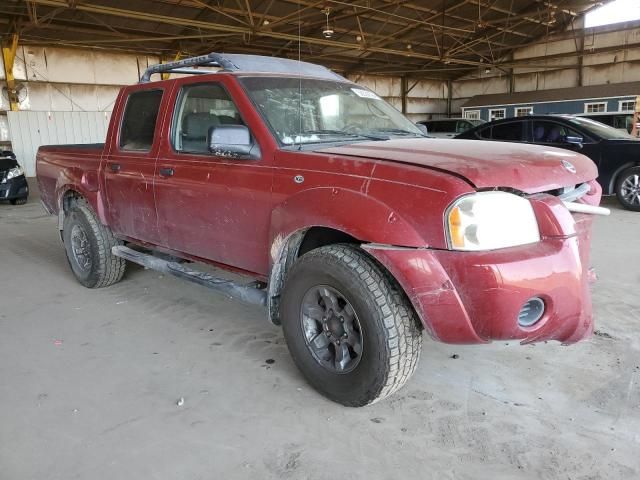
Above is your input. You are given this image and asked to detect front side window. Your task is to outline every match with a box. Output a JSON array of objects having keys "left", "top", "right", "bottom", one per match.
[
  {"left": 119, "top": 90, "right": 163, "bottom": 151},
  {"left": 173, "top": 83, "right": 244, "bottom": 153},
  {"left": 240, "top": 76, "right": 423, "bottom": 145},
  {"left": 532, "top": 121, "right": 582, "bottom": 143}
]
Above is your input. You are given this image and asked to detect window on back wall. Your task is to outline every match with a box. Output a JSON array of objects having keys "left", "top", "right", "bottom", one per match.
[
  {"left": 619, "top": 100, "right": 635, "bottom": 112},
  {"left": 489, "top": 108, "right": 505, "bottom": 121},
  {"left": 464, "top": 110, "right": 481, "bottom": 120},
  {"left": 584, "top": 102, "right": 607, "bottom": 113},
  {"left": 515, "top": 106, "right": 533, "bottom": 117}
]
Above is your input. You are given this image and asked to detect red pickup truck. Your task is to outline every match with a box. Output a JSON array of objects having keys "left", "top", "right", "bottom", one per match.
[{"left": 37, "top": 53, "right": 608, "bottom": 406}]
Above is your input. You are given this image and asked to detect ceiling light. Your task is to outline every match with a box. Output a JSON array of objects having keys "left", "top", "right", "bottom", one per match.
[{"left": 322, "top": 8, "right": 334, "bottom": 39}]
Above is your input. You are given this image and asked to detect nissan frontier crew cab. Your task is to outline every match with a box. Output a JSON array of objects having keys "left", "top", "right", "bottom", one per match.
[{"left": 36, "top": 53, "right": 608, "bottom": 407}]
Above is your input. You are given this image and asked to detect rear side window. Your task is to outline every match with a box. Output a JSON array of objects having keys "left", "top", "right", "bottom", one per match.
[
  {"left": 119, "top": 90, "right": 163, "bottom": 151},
  {"left": 491, "top": 122, "right": 523, "bottom": 141}
]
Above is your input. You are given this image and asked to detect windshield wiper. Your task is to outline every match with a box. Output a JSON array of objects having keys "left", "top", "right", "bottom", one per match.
[
  {"left": 370, "top": 128, "right": 426, "bottom": 137},
  {"left": 301, "top": 129, "right": 389, "bottom": 141}
]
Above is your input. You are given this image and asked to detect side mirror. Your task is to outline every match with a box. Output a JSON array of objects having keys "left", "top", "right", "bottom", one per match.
[
  {"left": 208, "top": 125, "right": 253, "bottom": 157},
  {"left": 565, "top": 135, "right": 584, "bottom": 149}
]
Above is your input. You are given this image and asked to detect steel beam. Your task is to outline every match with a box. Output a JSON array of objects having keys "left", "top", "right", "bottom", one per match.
[
  {"left": 25, "top": 0, "right": 485, "bottom": 67},
  {"left": 1, "top": 33, "right": 19, "bottom": 112}
]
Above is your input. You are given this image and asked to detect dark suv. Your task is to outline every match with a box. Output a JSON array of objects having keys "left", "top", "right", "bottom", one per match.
[
  {"left": 456, "top": 114, "right": 640, "bottom": 210},
  {"left": 417, "top": 118, "right": 485, "bottom": 138},
  {"left": 0, "top": 151, "right": 29, "bottom": 205}
]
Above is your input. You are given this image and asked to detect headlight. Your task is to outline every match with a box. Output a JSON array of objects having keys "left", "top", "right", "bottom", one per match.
[
  {"left": 446, "top": 191, "right": 540, "bottom": 251},
  {"left": 5, "top": 166, "right": 24, "bottom": 181}
]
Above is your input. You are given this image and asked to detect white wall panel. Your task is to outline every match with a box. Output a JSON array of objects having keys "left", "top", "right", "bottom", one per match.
[{"left": 7, "top": 111, "right": 110, "bottom": 176}]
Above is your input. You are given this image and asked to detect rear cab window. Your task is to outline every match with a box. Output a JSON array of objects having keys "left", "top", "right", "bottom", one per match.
[{"left": 119, "top": 90, "right": 163, "bottom": 151}]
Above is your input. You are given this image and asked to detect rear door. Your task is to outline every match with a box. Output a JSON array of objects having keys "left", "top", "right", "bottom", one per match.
[
  {"left": 154, "top": 78, "right": 274, "bottom": 275},
  {"left": 103, "top": 88, "right": 166, "bottom": 243}
]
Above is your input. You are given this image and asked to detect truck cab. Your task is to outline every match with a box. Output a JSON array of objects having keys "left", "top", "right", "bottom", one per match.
[{"left": 36, "top": 53, "right": 607, "bottom": 406}]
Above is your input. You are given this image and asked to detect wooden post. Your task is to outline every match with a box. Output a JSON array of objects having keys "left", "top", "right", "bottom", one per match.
[
  {"left": 1, "top": 34, "right": 19, "bottom": 111},
  {"left": 401, "top": 76, "right": 408, "bottom": 115}
]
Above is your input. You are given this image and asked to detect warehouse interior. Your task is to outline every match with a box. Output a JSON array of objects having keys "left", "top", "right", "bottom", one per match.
[{"left": 1, "top": 1, "right": 639, "bottom": 478}]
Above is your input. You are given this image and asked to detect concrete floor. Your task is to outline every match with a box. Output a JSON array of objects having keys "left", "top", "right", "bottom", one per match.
[{"left": 0, "top": 186, "right": 638, "bottom": 480}]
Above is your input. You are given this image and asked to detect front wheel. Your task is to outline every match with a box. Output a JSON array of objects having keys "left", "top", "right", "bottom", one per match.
[
  {"left": 281, "top": 244, "right": 423, "bottom": 407},
  {"left": 62, "top": 199, "right": 126, "bottom": 288},
  {"left": 10, "top": 197, "right": 27, "bottom": 205},
  {"left": 616, "top": 166, "right": 640, "bottom": 211}
]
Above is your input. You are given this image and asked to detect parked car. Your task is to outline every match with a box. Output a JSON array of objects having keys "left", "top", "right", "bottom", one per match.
[
  {"left": 37, "top": 53, "right": 607, "bottom": 406},
  {"left": 456, "top": 114, "right": 640, "bottom": 210},
  {"left": 417, "top": 117, "right": 485, "bottom": 138},
  {"left": 0, "top": 150, "right": 29, "bottom": 205},
  {"left": 578, "top": 112, "right": 639, "bottom": 134}
]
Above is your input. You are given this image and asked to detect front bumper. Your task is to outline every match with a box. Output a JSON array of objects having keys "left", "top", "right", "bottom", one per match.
[
  {"left": 365, "top": 194, "right": 597, "bottom": 345},
  {"left": 0, "top": 175, "right": 29, "bottom": 201}
]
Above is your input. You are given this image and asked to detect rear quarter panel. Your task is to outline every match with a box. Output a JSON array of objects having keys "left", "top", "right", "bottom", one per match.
[{"left": 36, "top": 144, "right": 106, "bottom": 222}]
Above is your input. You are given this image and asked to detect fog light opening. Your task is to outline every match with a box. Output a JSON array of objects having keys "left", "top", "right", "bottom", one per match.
[{"left": 518, "top": 297, "right": 545, "bottom": 327}]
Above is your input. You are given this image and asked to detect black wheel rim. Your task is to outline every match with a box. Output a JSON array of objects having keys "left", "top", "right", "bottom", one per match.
[
  {"left": 70, "top": 224, "right": 92, "bottom": 271},
  {"left": 621, "top": 173, "right": 640, "bottom": 206},
  {"left": 300, "top": 285, "right": 363, "bottom": 374}
]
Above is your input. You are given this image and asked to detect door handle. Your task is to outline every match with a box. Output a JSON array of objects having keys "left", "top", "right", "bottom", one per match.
[
  {"left": 159, "top": 167, "right": 174, "bottom": 177},
  {"left": 109, "top": 163, "right": 121, "bottom": 172}
]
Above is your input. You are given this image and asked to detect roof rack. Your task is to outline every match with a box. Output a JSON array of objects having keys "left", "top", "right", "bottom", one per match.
[{"left": 140, "top": 53, "right": 346, "bottom": 83}]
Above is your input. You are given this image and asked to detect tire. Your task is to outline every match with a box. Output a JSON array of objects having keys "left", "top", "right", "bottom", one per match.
[
  {"left": 280, "top": 244, "right": 423, "bottom": 407},
  {"left": 62, "top": 199, "right": 126, "bottom": 288},
  {"left": 10, "top": 197, "right": 27, "bottom": 205},
  {"left": 615, "top": 166, "right": 640, "bottom": 211}
]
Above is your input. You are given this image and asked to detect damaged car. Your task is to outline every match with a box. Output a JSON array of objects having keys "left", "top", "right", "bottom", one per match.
[{"left": 36, "top": 53, "right": 608, "bottom": 406}]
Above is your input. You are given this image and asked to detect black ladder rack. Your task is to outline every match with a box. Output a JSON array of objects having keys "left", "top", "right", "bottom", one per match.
[
  {"left": 139, "top": 53, "right": 234, "bottom": 82},
  {"left": 139, "top": 52, "right": 346, "bottom": 83}
]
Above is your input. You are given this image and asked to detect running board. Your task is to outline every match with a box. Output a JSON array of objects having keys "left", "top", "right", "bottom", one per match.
[{"left": 112, "top": 245, "right": 267, "bottom": 306}]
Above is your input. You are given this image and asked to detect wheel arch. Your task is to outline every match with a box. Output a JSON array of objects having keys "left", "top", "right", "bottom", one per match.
[
  {"left": 55, "top": 184, "right": 107, "bottom": 231},
  {"left": 266, "top": 225, "right": 419, "bottom": 326},
  {"left": 608, "top": 161, "right": 640, "bottom": 195},
  {"left": 265, "top": 188, "right": 430, "bottom": 326}
]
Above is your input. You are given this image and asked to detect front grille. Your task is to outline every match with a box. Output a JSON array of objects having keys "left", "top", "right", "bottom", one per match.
[{"left": 543, "top": 183, "right": 590, "bottom": 202}]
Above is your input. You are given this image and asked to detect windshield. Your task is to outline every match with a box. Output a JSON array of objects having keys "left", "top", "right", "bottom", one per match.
[
  {"left": 567, "top": 116, "right": 635, "bottom": 140},
  {"left": 468, "top": 119, "right": 485, "bottom": 126},
  {"left": 240, "top": 76, "right": 424, "bottom": 145}
]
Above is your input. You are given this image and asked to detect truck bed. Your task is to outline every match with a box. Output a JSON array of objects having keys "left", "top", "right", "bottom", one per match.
[{"left": 36, "top": 143, "right": 105, "bottom": 215}]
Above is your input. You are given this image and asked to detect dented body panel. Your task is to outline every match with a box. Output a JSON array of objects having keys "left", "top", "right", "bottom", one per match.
[{"left": 36, "top": 70, "right": 603, "bottom": 345}]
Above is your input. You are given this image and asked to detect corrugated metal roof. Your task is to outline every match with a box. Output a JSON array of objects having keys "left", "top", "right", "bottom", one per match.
[
  {"left": 462, "top": 81, "right": 640, "bottom": 108},
  {"left": 0, "top": 0, "right": 603, "bottom": 80}
]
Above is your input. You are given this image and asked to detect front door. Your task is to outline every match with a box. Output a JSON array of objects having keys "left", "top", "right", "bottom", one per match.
[
  {"left": 154, "top": 80, "right": 273, "bottom": 275},
  {"left": 103, "top": 88, "right": 165, "bottom": 244}
]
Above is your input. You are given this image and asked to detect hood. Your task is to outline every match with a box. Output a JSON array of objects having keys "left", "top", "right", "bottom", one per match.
[{"left": 317, "top": 138, "right": 597, "bottom": 194}]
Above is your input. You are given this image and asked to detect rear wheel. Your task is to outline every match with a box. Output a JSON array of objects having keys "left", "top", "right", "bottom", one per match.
[
  {"left": 281, "top": 244, "right": 423, "bottom": 407},
  {"left": 62, "top": 199, "right": 126, "bottom": 288},
  {"left": 9, "top": 197, "right": 27, "bottom": 205},
  {"left": 616, "top": 166, "right": 640, "bottom": 211}
]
